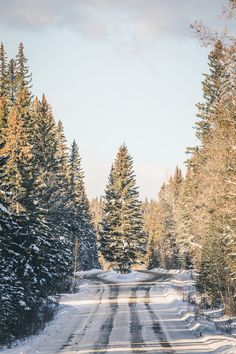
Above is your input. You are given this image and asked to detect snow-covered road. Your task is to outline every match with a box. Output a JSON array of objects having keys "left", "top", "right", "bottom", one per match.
[{"left": 2, "top": 270, "right": 235, "bottom": 354}]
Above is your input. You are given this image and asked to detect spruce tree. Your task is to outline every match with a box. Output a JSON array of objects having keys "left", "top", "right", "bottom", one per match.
[
  {"left": 7, "top": 59, "right": 17, "bottom": 103},
  {"left": 29, "top": 95, "right": 58, "bottom": 213},
  {"left": 15, "top": 42, "right": 32, "bottom": 94},
  {"left": 0, "top": 96, "right": 8, "bottom": 145},
  {"left": 175, "top": 166, "right": 195, "bottom": 269},
  {"left": 0, "top": 43, "right": 9, "bottom": 144},
  {"left": 29, "top": 96, "right": 72, "bottom": 287},
  {"left": 0, "top": 42, "right": 8, "bottom": 98},
  {"left": 195, "top": 40, "right": 225, "bottom": 143},
  {"left": 100, "top": 144, "right": 146, "bottom": 273},
  {"left": 143, "top": 199, "right": 161, "bottom": 269},
  {"left": 0, "top": 106, "right": 32, "bottom": 213},
  {"left": 69, "top": 140, "right": 90, "bottom": 218},
  {"left": 69, "top": 140, "right": 100, "bottom": 271}
]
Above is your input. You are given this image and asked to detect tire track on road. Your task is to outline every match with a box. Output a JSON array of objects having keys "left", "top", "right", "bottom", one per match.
[
  {"left": 129, "top": 287, "right": 146, "bottom": 353},
  {"left": 92, "top": 284, "right": 119, "bottom": 354},
  {"left": 144, "top": 287, "right": 175, "bottom": 354},
  {"left": 60, "top": 286, "right": 105, "bottom": 351}
]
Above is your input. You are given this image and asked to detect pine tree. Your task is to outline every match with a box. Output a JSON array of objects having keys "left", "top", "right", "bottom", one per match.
[
  {"left": 15, "top": 42, "right": 32, "bottom": 94},
  {"left": 0, "top": 43, "right": 9, "bottom": 144},
  {"left": 0, "top": 105, "right": 32, "bottom": 213},
  {"left": 0, "top": 42, "right": 8, "bottom": 98},
  {"left": 175, "top": 166, "right": 195, "bottom": 269},
  {"left": 90, "top": 197, "right": 103, "bottom": 236},
  {"left": 69, "top": 140, "right": 90, "bottom": 218},
  {"left": 100, "top": 144, "right": 146, "bottom": 273},
  {"left": 52, "top": 120, "right": 71, "bottom": 216},
  {"left": 7, "top": 59, "right": 17, "bottom": 103},
  {"left": 29, "top": 96, "right": 73, "bottom": 287},
  {"left": 143, "top": 200, "right": 161, "bottom": 269},
  {"left": 0, "top": 96, "right": 8, "bottom": 145},
  {"left": 69, "top": 140, "right": 100, "bottom": 271},
  {"left": 29, "top": 95, "right": 58, "bottom": 213},
  {"left": 0, "top": 204, "right": 23, "bottom": 344}
]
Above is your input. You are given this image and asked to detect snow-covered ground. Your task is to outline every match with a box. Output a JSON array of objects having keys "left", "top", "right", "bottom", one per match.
[
  {"left": 97, "top": 270, "right": 151, "bottom": 283},
  {"left": 1, "top": 269, "right": 236, "bottom": 354}
]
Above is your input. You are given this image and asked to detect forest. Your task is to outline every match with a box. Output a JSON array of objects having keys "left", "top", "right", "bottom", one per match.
[
  {"left": 0, "top": 43, "right": 99, "bottom": 344},
  {"left": 0, "top": 0, "right": 236, "bottom": 347},
  {"left": 144, "top": 39, "right": 236, "bottom": 316}
]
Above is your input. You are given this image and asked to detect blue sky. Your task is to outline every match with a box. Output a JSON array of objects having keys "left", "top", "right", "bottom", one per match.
[{"left": 0, "top": 0, "right": 230, "bottom": 199}]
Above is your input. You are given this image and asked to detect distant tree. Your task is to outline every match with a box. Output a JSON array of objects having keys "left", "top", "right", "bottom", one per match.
[
  {"left": 143, "top": 200, "right": 161, "bottom": 269},
  {"left": 90, "top": 197, "right": 103, "bottom": 236},
  {"left": 100, "top": 144, "right": 146, "bottom": 272}
]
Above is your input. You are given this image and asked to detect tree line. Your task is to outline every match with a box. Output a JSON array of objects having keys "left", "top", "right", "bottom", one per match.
[
  {"left": 0, "top": 43, "right": 147, "bottom": 346},
  {"left": 145, "top": 39, "right": 236, "bottom": 316},
  {"left": 0, "top": 43, "right": 99, "bottom": 345}
]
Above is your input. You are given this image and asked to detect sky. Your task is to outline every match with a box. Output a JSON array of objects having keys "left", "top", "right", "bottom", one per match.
[{"left": 0, "top": 0, "right": 232, "bottom": 199}]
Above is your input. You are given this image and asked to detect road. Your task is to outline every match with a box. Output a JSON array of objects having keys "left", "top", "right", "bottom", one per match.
[{"left": 55, "top": 271, "right": 230, "bottom": 354}]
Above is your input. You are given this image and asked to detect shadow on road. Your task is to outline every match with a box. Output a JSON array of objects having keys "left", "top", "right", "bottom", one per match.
[{"left": 83, "top": 270, "right": 174, "bottom": 285}]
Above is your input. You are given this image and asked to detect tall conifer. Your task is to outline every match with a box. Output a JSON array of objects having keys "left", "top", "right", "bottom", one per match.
[
  {"left": 0, "top": 43, "right": 8, "bottom": 97},
  {"left": 15, "top": 43, "right": 32, "bottom": 94},
  {"left": 7, "top": 59, "right": 17, "bottom": 103},
  {"left": 100, "top": 144, "right": 146, "bottom": 272}
]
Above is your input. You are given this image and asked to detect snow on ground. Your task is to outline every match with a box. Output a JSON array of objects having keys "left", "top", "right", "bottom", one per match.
[
  {"left": 1, "top": 269, "right": 236, "bottom": 354},
  {"left": 149, "top": 268, "right": 236, "bottom": 353},
  {"left": 75, "top": 268, "right": 102, "bottom": 276},
  {"left": 0, "top": 203, "right": 9, "bottom": 213},
  {"left": 150, "top": 267, "right": 195, "bottom": 281},
  {"left": 0, "top": 270, "right": 97, "bottom": 354},
  {"left": 97, "top": 270, "right": 151, "bottom": 283},
  {"left": 0, "top": 304, "right": 75, "bottom": 354}
]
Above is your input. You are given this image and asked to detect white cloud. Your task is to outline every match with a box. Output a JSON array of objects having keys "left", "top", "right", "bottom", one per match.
[{"left": 0, "top": 0, "right": 224, "bottom": 42}]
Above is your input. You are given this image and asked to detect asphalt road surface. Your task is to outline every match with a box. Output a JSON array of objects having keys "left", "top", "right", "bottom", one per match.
[{"left": 56, "top": 271, "right": 224, "bottom": 354}]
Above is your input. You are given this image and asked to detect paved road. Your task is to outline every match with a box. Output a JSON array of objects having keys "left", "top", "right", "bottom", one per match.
[{"left": 57, "top": 271, "right": 227, "bottom": 354}]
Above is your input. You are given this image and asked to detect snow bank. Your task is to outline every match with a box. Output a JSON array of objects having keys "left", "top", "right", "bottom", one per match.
[
  {"left": 0, "top": 203, "right": 9, "bottom": 214},
  {"left": 0, "top": 277, "right": 93, "bottom": 354},
  {"left": 151, "top": 267, "right": 194, "bottom": 280},
  {"left": 150, "top": 268, "right": 236, "bottom": 352},
  {"left": 97, "top": 270, "right": 151, "bottom": 283},
  {"left": 76, "top": 268, "right": 102, "bottom": 276},
  {"left": 0, "top": 304, "right": 75, "bottom": 354}
]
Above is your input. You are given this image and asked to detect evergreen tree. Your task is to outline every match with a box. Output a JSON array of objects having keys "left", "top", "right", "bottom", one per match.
[
  {"left": 29, "top": 95, "right": 59, "bottom": 213},
  {"left": 0, "top": 43, "right": 9, "bottom": 144},
  {"left": 69, "top": 140, "right": 100, "bottom": 271},
  {"left": 175, "top": 166, "right": 195, "bottom": 269},
  {"left": 90, "top": 197, "right": 103, "bottom": 236},
  {"left": 0, "top": 42, "right": 8, "bottom": 97},
  {"left": 69, "top": 140, "right": 90, "bottom": 218},
  {"left": 143, "top": 200, "right": 161, "bottom": 269},
  {"left": 7, "top": 59, "right": 17, "bottom": 103},
  {"left": 0, "top": 105, "right": 32, "bottom": 213},
  {"left": 15, "top": 42, "right": 32, "bottom": 94},
  {"left": 100, "top": 144, "right": 146, "bottom": 272},
  {"left": 29, "top": 96, "right": 73, "bottom": 287},
  {"left": 0, "top": 96, "right": 8, "bottom": 145}
]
